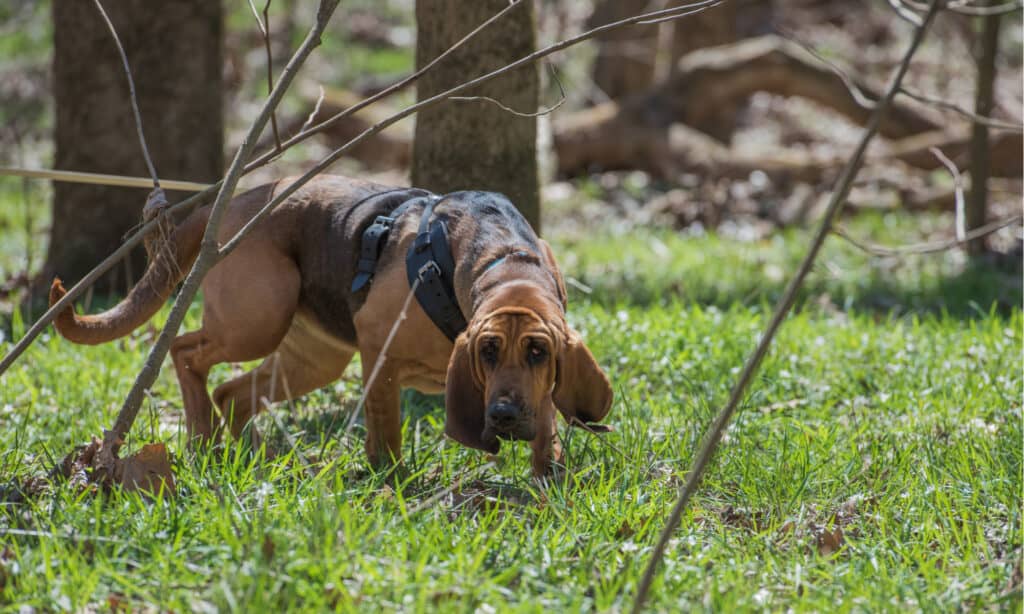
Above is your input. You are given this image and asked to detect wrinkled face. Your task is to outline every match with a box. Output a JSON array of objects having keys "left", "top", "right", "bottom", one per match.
[{"left": 471, "top": 309, "right": 561, "bottom": 444}]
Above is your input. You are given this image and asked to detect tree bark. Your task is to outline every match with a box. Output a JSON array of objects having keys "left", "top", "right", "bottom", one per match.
[
  {"left": 668, "top": 1, "right": 740, "bottom": 141},
  {"left": 588, "top": 0, "right": 659, "bottom": 99},
  {"left": 412, "top": 0, "right": 540, "bottom": 231},
  {"left": 967, "top": 2, "right": 1001, "bottom": 255},
  {"left": 46, "top": 0, "right": 223, "bottom": 295}
]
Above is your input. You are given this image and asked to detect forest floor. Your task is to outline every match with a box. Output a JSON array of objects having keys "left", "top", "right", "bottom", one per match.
[{"left": 0, "top": 182, "right": 1020, "bottom": 611}]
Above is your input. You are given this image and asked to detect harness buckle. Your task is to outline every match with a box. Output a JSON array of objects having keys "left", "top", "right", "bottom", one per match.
[{"left": 417, "top": 260, "right": 441, "bottom": 282}]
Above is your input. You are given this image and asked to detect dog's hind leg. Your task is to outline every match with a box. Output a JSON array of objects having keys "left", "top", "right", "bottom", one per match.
[
  {"left": 171, "top": 329, "right": 230, "bottom": 442},
  {"left": 212, "top": 326, "right": 355, "bottom": 440}
]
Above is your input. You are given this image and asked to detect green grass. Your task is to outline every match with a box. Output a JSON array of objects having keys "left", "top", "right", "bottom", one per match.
[{"left": 0, "top": 191, "right": 1020, "bottom": 611}]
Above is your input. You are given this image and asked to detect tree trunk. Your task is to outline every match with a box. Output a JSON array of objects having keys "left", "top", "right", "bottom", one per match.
[
  {"left": 967, "top": 2, "right": 1001, "bottom": 255},
  {"left": 669, "top": 1, "right": 741, "bottom": 141},
  {"left": 46, "top": 0, "right": 223, "bottom": 295},
  {"left": 412, "top": 0, "right": 540, "bottom": 231},
  {"left": 588, "top": 0, "right": 659, "bottom": 99}
]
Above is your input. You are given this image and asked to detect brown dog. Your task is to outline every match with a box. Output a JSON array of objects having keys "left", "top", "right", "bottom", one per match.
[{"left": 50, "top": 175, "right": 612, "bottom": 475}]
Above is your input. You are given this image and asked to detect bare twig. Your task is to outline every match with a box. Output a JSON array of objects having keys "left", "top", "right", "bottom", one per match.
[
  {"left": 219, "top": 0, "right": 723, "bottom": 258},
  {"left": 99, "top": 0, "right": 341, "bottom": 468},
  {"left": 249, "top": 0, "right": 282, "bottom": 152},
  {"left": 300, "top": 85, "right": 326, "bottom": 134},
  {"left": 929, "top": 147, "right": 967, "bottom": 240},
  {"left": 631, "top": 2, "right": 943, "bottom": 611},
  {"left": 779, "top": 30, "right": 878, "bottom": 111},
  {"left": 887, "top": 0, "right": 926, "bottom": 25},
  {"left": 1, "top": 0, "right": 713, "bottom": 378},
  {"left": 91, "top": 0, "right": 160, "bottom": 190},
  {"left": 343, "top": 279, "right": 420, "bottom": 433},
  {"left": 833, "top": 214, "right": 1022, "bottom": 256},
  {"left": 899, "top": 87, "right": 1023, "bottom": 132},
  {"left": 246, "top": 0, "right": 530, "bottom": 169},
  {"left": 0, "top": 189, "right": 211, "bottom": 377},
  {"left": 946, "top": 0, "right": 1022, "bottom": 15},
  {"left": 450, "top": 62, "right": 567, "bottom": 118},
  {"left": 781, "top": 29, "right": 1022, "bottom": 133},
  {"left": 911, "top": 0, "right": 1024, "bottom": 14}
]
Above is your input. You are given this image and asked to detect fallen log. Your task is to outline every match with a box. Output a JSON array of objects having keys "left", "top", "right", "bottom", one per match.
[{"left": 555, "top": 35, "right": 944, "bottom": 177}]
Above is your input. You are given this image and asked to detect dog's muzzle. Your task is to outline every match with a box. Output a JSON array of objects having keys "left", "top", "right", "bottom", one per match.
[{"left": 484, "top": 397, "right": 535, "bottom": 441}]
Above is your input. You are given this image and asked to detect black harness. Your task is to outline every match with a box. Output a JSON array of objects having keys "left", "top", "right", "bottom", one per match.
[{"left": 350, "top": 192, "right": 467, "bottom": 342}]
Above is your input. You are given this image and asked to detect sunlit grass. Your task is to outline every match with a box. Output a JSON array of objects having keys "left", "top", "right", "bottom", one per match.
[{"left": 0, "top": 186, "right": 1019, "bottom": 610}]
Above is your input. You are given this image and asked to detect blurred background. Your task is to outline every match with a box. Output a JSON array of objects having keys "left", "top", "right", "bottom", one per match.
[{"left": 0, "top": 0, "right": 1021, "bottom": 318}]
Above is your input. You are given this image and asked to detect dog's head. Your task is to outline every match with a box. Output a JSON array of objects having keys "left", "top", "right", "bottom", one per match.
[{"left": 444, "top": 281, "right": 613, "bottom": 452}]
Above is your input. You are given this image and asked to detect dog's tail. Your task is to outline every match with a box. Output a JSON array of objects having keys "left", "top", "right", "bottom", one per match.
[{"left": 49, "top": 205, "right": 211, "bottom": 345}]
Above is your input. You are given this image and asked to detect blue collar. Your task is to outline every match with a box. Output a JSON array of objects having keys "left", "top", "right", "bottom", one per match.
[{"left": 483, "top": 250, "right": 531, "bottom": 273}]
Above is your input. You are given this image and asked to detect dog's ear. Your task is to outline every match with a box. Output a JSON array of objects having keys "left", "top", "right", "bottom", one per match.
[
  {"left": 553, "top": 329, "right": 613, "bottom": 424},
  {"left": 538, "top": 239, "right": 567, "bottom": 309},
  {"left": 445, "top": 333, "right": 499, "bottom": 453}
]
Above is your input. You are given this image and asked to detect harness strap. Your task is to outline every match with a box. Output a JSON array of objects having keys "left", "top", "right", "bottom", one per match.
[
  {"left": 349, "top": 189, "right": 468, "bottom": 342},
  {"left": 349, "top": 189, "right": 429, "bottom": 293},
  {"left": 406, "top": 196, "right": 468, "bottom": 342}
]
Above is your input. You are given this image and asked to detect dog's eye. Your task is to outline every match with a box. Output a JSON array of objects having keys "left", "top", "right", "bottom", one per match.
[
  {"left": 526, "top": 342, "right": 548, "bottom": 366},
  {"left": 480, "top": 339, "right": 500, "bottom": 367}
]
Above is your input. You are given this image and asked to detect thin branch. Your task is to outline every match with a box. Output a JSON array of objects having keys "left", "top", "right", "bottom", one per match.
[
  {"left": 779, "top": 29, "right": 878, "bottom": 111},
  {"left": 834, "top": 214, "right": 1022, "bottom": 256},
  {"left": 249, "top": 0, "right": 282, "bottom": 152},
  {"left": 245, "top": 0, "right": 530, "bottom": 169},
  {"left": 887, "top": 0, "right": 925, "bottom": 25},
  {"left": 899, "top": 86, "right": 1023, "bottom": 132},
  {"left": 945, "top": 0, "right": 1022, "bottom": 14},
  {"left": 219, "top": 0, "right": 723, "bottom": 257},
  {"left": 300, "top": 85, "right": 326, "bottom": 134},
  {"left": 91, "top": 0, "right": 161, "bottom": 190},
  {"left": 0, "top": 0, "right": 582, "bottom": 377},
  {"left": 99, "top": 0, "right": 342, "bottom": 467},
  {"left": 450, "top": 62, "right": 567, "bottom": 118},
  {"left": 631, "top": 2, "right": 943, "bottom": 611},
  {"left": 901, "top": 0, "right": 1023, "bottom": 13},
  {"left": 0, "top": 0, "right": 721, "bottom": 379},
  {"left": 343, "top": 279, "right": 420, "bottom": 433},
  {"left": 782, "top": 28, "right": 1022, "bottom": 133},
  {"left": 929, "top": 146, "right": 967, "bottom": 240},
  {"left": 0, "top": 189, "right": 211, "bottom": 377}
]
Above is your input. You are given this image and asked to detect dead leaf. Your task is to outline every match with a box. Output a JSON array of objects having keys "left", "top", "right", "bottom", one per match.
[
  {"left": 262, "top": 535, "right": 275, "bottom": 562},
  {"left": 107, "top": 592, "right": 130, "bottom": 612},
  {"left": 616, "top": 520, "right": 635, "bottom": 540},
  {"left": 112, "top": 443, "right": 175, "bottom": 495},
  {"left": 816, "top": 526, "right": 844, "bottom": 556},
  {"left": 55, "top": 439, "right": 175, "bottom": 496},
  {"left": 0, "top": 546, "right": 15, "bottom": 590}
]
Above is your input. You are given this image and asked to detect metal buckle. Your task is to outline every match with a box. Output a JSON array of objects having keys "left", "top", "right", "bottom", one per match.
[{"left": 417, "top": 261, "right": 441, "bottom": 282}]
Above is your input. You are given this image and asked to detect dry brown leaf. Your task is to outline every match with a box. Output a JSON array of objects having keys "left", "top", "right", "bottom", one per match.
[
  {"left": 816, "top": 526, "right": 844, "bottom": 556},
  {"left": 616, "top": 520, "right": 635, "bottom": 540},
  {"left": 55, "top": 439, "right": 175, "bottom": 496},
  {"left": 0, "top": 546, "right": 15, "bottom": 590},
  {"left": 111, "top": 443, "right": 175, "bottom": 495},
  {"left": 262, "top": 534, "right": 276, "bottom": 562}
]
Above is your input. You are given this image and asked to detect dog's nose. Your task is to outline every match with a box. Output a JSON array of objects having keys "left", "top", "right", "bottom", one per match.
[{"left": 486, "top": 399, "right": 521, "bottom": 429}]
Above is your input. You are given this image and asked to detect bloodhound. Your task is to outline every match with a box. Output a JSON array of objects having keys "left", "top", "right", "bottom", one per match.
[{"left": 49, "top": 175, "right": 613, "bottom": 475}]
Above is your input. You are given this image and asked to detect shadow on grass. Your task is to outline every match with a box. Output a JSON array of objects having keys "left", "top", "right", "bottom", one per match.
[{"left": 568, "top": 242, "right": 1022, "bottom": 319}]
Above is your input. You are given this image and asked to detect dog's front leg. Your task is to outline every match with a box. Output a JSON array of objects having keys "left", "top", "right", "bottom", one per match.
[
  {"left": 360, "top": 348, "right": 403, "bottom": 470},
  {"left": 531, "top": 396, "right": 563, "bottom": 477}
]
